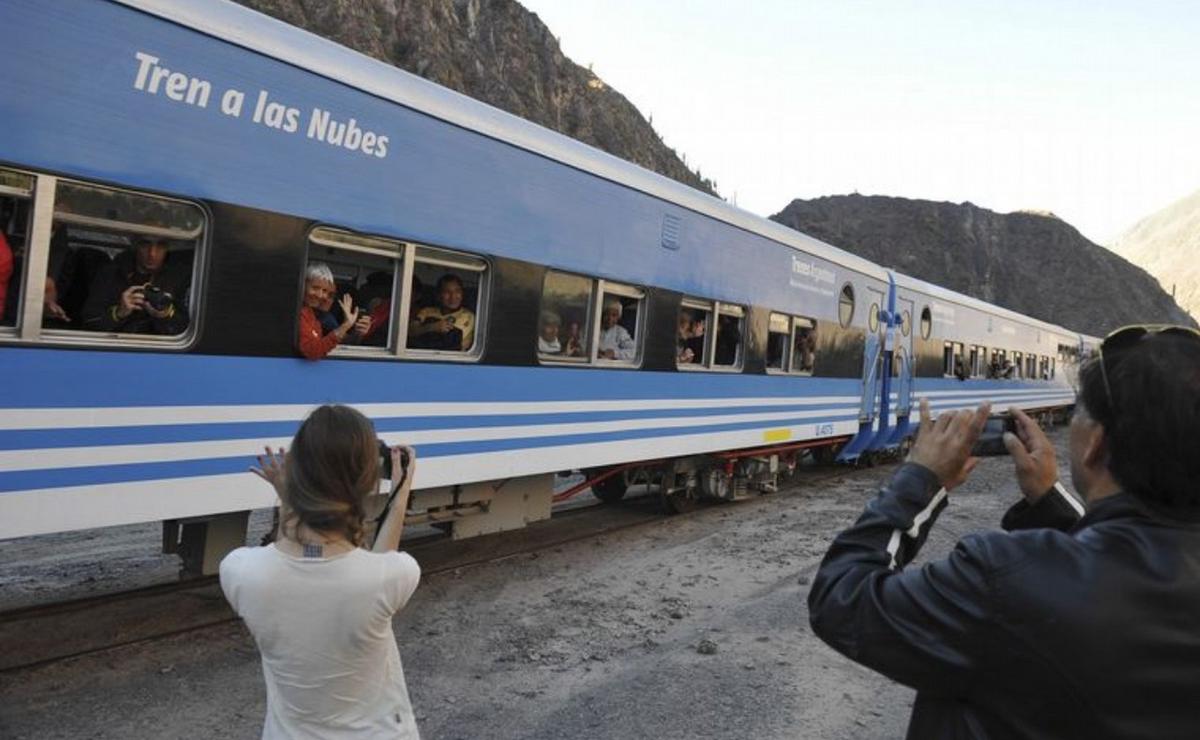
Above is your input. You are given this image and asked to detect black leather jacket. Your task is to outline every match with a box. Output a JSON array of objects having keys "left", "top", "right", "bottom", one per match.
[{"left": 808, "top": 463, "right": 1200, "bottom": 739}]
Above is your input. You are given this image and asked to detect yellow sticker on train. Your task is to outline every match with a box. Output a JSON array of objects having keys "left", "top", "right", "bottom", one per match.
[{"left": 762, "top": 428, "right": 792, "bottom": 442}]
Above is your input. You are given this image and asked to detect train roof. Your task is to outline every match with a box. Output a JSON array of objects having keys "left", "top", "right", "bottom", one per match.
[
  {"left": 892, "top": 270, "right": 1086, "bottom": 339},
  {"left": 116, "top": 0, "right": 888, "bottom": 281}
]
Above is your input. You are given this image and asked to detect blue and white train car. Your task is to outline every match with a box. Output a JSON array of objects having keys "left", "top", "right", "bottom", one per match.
[{"left": 0, "top": 0, "right": 1090, "bottom": 570}]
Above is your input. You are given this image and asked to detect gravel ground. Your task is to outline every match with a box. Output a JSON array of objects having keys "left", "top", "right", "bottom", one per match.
[{"left": 0, "top": 426, "right": 1073, "bottom": 739}]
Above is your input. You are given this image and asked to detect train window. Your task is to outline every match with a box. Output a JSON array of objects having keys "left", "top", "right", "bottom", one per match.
[
  {"left": 407, "top": 246, "right": 487, "bottom": 355},
  {"left": 791, "top": 317, "right": 817, "bottom": 375},
  {"left": 306, "top": 228, "right": 403, "bottom": 354},
  {"left": 46, "top": 179, "right": 205, "bottom": 343},
  {"left": 1050, "top": 357, "right": 1056, "bottom": 379},
  {"left": 971, "top": 345, "right": 986, "bottom": 378},
  {"left": 943, "top": 341, "right": 964, "bottom": 378},
  {"left": 1026, "top": 355, "right": 1037, "bottom": 379},
  {"left": 0, "top": 169, "right": 35, "bottom": 330},
  {"left": 920, "top": 307, "right": 932, "bottom": 340},
  {"left": 1012, "top": 351, "right": 1024, "bottom": 379},
  {"left": 713, "top": 303, "right": 745, "bottom": 369},
  {"left": 901, "top": 309, "right": 911, "bottom": 337},
  {"left": 596, "top": 282, "right": 644, "bottom": 365},
  {"left": 838, "top": 283, "right": 855, "bottom": 328},
  {"left": 678, "top": 299, "right": 711, "bottom": 368},
  {"left": 539, "top": 270, "right": 592, "bottom": 362},
  {"left": 869, "top": 303, "right": 880, "bottom": 333},
  {"left": 766, "top": 312, "right": 790, "bottom": 371}
]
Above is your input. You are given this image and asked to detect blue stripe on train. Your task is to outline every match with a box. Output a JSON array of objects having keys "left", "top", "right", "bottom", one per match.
[
  {"left": 0, "top": 411, "right": 860, "bottom": 492},
  {"left": 1, "top": 348, "right": 865, "bottom": 408},
  {"left": 0, "top": 402, "right": 858, "bottom": 450}
]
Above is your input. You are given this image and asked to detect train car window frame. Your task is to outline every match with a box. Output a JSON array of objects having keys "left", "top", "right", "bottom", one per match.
[
  {"left": 7, "top": 172, "right": 209, "bottom": 349},
  {"left": 942, "top": 341, "right": 964, "bottom": 377},
  {"left": 868, "top": 302, "right": 880, "bottom": 333},
  {"left": 592, "top": 280, "right": 645, "bottom": 367},
  {"left": 1012, "top": 350, "right": 1024, "bottom": 379},
  {"left": 765, "top": 311, "right": 790, "bottom": 373},
  {"left": 0, "top": 167, "right": 37, "bottom": 337},
  {"left": 920, "top": 306, "right": 932, "bottom": 340},
  {"left": 676, "top": 297, "right": 713, "bottom": 371},
  {"left": 711, "top": 302, "right": 745, "bottom": 371},
  {"left": 789, "top": 316, "right": 817, "bottom": 375},
  {"left": 304, "top": 226, "right": 405, "bottom": 358},
  {"left": 838, "top": 283, "right": 855, "bottom": 328},
  {"left": 538, "top": 269, "right": 595, "bottom": 365},
  {"left": 405, "top": 245, "right": 489, "bottom": 361}
]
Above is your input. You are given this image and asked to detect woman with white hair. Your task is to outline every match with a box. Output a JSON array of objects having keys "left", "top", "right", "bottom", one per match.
[
  {"left": 297, "top": 262, "right": 369, "bottom": 360},
  {"left": 598, "top": 296, "right": 636, "bottom": 361}
]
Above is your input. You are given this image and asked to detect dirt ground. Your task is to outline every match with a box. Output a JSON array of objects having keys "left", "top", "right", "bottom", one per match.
[{"left": 0, "top": 427, "right": 1073, "bottom": 740}]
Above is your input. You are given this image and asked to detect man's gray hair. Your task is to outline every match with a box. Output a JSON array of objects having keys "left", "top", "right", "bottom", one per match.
[{"left": 305, "top": 262, "right": 335, "bottom": 285}]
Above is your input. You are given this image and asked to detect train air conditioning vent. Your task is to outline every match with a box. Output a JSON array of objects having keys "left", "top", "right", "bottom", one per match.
[{"left": 661, "top": 214, "right": 681, "bottom": 250}]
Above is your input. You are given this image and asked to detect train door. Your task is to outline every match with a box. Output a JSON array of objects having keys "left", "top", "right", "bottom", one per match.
[
  {"left": 838, "top": 282, "right": 889, "bottom": 462},
  {"left": 888, "top": 294, "right": 916, "bottom": 444}
]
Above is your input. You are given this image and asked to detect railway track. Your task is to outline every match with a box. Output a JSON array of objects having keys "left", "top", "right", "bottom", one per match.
[{"left": 0, "top": 460, "right": 896, "bottom": 674}]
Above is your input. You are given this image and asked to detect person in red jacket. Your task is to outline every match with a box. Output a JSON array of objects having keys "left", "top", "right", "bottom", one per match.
[{"left": 297, "top": 263, "right": 369, "bottom": 360}]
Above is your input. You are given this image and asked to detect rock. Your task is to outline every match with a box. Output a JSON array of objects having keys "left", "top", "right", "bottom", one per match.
[
  {"left": 797, "top": 575, "right": 810, "bottom": 586},
  {"left": 234, "top": 0, "right": 717, "bottom": 197},
  {"left": 668, "top": 609, "right": 684, "bottom": 620},
  {"left": 696, "top": 639, "right": 718, "bottom": 655}
]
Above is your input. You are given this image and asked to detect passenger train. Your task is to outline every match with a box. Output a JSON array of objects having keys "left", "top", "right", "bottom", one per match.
[{"left": 0, "top": 0, "right": 1097, "bottom": 573}]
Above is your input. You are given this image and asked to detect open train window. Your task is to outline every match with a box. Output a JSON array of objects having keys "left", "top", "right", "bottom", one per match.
[
  {"left": 537, "top": 272, "right": 643, "bottom": 367},
  {"left": 838, "top": 283, "right": 855, "bottom": 328},
  {"left": 943, "top": 341, "right": 964, "bottom": 378},
  {"left": 766, "top": 312, "right": 789, "bottom": 371},
  {"left": 538, "top": 270, "right": 591, "bottom": 362},
  {"left": 677, "top": 298, "right": 710, "bottom": 368},
  {"left": 766, "top": 312, "right": 817, "bottom": 375},
  {"left": 677, "top": 298, "right": 742, "bottom": 371},
  {"left": 713, "top": 303, "right": 745, "bottom": 369},
  {"left": 26, "top": 177, "right": 206, "bottom": 347},
  {"left": 1012, "top": 351, "right": 1024, "bottom": 379},
  {"left": 407, "top": 246, "right": 487, "bottom": 356},
  {"left": 970, "top": 345, "right": 986, "bottom": 378},
  {"left": 0, "top": 169, "right": 34, "bottom": 331},
  {"left": 596, "top": 282, "right": 644, "bottom": 365},
  {"left": 306, "top": 227, "right": 403, "bottom": 355},
  {"left": 920, "top": 307, "right": 932, "bottom": 340},
  {"left": 1027, "top": 355, "right": 1038, "bottom": 379},
  {"left": 790, "top": 316, "right": 817, "bottom": 375}
]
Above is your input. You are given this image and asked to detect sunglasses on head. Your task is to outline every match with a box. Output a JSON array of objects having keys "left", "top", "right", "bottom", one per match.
[{"left": 1098, "top": 324, "right": 1200, "bottom": 413}]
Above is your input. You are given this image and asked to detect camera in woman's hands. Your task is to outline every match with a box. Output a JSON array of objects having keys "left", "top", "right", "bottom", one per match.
[{"left": 377, "top": 440, "right": 410, "bottom": 482}]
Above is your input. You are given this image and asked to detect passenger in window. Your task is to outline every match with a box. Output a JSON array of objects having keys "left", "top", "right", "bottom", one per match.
[
  {"left": 677, "top": 309, "right": 696, "bottom": 364},
  {"left": 795, "top": 325, "right": 817, "bottom": 373},
  {"left": 296, "top": 263, "right": 367, "bottom": 360},
  {"left": 598, "top": 298, "right": 636, "bottom": 361},
  {"left": 408, "top": 273, "right": 475, "bottom": 351},
  {"left": 954, "top": 355, "right": 968, "bottom": 381},
  {"left": 562, "top": 318, "right": 584, "bottom": 358},
  {"left": 1002, "top": 360, "right": 1016, "bottom": 379},
  {"left": 685, "top": 316, "right": 706, "bottom": 361},
  {"left": 354, "top": 271, "right": 393, "bottom": 347},
  {"left": 80, "top": 235, "right": 190, "bottom": 335},
  {"left": 537, "top": 310, "right": 562, "bottom": 354}
]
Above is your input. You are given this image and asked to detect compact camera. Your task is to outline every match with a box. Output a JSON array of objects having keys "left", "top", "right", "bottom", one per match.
[
  {"left": 377, "top": 440, "right": 410, "bottom": 483},
  {"left": 971, "top": 415, "right": 1017, "bottom": 457},
  {"left": 141, "top": 285, "right": 174, "bottom": 311}
]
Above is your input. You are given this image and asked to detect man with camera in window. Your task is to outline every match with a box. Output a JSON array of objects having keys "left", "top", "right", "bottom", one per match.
[
  {"left": 808, "top": 326, "right": 1200, "bottom": 738},
  {"left": 82, "top": 235, "right": 190, "bottom": 336}
]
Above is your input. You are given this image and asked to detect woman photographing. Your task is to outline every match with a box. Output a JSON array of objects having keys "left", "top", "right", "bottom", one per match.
[{"left": 220, "top": 405, "right": 421, "bottom": 739}]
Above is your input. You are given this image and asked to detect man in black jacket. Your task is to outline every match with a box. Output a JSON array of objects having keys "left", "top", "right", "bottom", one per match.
[
  {"left": 808, "top": 327, "right": 1200, "bottom": 739},
  {"left": 81, "top": 235, "right": 190, "bottom": 335}
]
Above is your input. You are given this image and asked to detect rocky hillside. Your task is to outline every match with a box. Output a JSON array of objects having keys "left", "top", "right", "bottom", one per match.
[
  {"left": 234, "top": 0, "right": 717, "bottom": 195},
  {"left": 772, "top": 195, "right": 1195, "bottom": 336},
  {"left": 1110, "top": 189, "right": 1200, "bottom": 323}
]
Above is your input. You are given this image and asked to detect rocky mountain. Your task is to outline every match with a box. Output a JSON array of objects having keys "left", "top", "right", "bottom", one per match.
[
  {"left": 234, "top": 0, "right": 717, "bottom": 195},
  {"left": 772, "top": 195, "right": 1195, "bottom": 337},
  {"left": 1110, "top": 189, "right": 1200, "bottom": 323}
]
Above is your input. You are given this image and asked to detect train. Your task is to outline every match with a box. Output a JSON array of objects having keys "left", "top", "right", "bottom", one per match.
[{"left": 0, "top": 0, "right": 1097, "bottom": 574}]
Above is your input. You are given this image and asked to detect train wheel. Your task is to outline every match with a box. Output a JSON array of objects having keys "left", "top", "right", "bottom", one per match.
[
  {"left": 661, "top": 485, "right": 701, "bottom": 514},
  {"left": 587, "top": 467, "right": 628, "bottom": 504}
]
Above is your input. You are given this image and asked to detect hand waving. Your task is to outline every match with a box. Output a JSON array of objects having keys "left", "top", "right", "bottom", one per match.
[{"left": 251, "top": 446, "right": 288, "bottom": 499}]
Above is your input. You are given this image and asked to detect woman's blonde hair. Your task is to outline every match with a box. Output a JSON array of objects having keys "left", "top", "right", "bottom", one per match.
[{"left": 283, "top": 405, "right": 380, "bottom": 546}]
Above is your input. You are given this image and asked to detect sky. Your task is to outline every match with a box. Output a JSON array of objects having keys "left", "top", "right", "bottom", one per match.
[{"left": 519, "top": 0, "right": 1200, "bottom": 245}]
